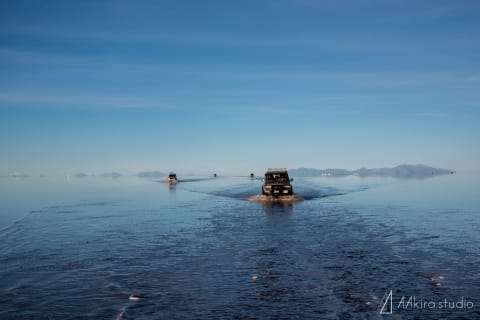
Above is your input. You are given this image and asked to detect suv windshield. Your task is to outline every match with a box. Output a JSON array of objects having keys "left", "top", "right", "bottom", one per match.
[{"left": 265, "top": 173, "right": 289, "bottom": 182}]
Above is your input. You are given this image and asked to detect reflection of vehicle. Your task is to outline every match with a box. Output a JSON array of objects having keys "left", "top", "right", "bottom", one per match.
[
  {"left": 262, "top": 168, "right": 293, "bottom": 196},
  {"left": 167, "top": 173, "right": 177, "bottom": 184}
]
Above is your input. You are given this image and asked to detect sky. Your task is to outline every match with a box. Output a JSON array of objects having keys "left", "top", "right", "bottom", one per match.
[{"left": 1, "top": 0, "right": 479, "bottom": 176}]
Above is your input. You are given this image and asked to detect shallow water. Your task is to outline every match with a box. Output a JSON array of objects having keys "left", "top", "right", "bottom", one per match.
[{"left": 0, "top": 174, "right": 479, "bottom": 319}]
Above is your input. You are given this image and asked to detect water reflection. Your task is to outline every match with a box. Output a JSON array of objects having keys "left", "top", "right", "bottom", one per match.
[
  {"left": 261, "top": 201, "right": 293, "bottom": 215},
  {"left": 168, "top": 183, "right": 177, "bottom": 201}
]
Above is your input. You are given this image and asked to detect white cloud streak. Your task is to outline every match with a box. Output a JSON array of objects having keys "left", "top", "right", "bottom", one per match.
[{"left": 0, "top": 92, "right": 174, "bottom": 109}]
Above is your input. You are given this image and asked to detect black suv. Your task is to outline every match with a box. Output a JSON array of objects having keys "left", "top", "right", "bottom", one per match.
[
  {"left": 262, "top": 168, "right": 293, "bottom": 196},
  {"left": 167, "top": 173, "right": 177, "bottom": 184}
]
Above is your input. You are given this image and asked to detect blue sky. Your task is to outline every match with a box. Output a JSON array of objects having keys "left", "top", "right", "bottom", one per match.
[{"left": 1, "top": 0, "right": 479, "bottom": 175}]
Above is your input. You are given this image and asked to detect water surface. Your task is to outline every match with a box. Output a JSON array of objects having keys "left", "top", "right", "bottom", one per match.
[{"left": 0, "top": 173, "right": 479, "bottom": 319}]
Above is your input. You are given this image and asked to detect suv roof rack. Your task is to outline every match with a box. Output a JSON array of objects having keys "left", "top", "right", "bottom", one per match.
[{"left": 266, "top": 168, "right": 287, "bottom": 172}]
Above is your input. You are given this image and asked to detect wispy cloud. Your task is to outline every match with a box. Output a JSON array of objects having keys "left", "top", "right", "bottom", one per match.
[
  {"left": 412, "top": 112, "right": 448, "bottom": 118},
  {"left": 1, "top": 46, "right": 472, "bottom": 87},
  {"left": 0, "top": 91, "right": 174, "bottom": 109},
  {"left": 5, "top": 16, "right": 477, "bottom": 57},
  {"left": 2, "top": 23, "right": 396, "bottom": 54}
]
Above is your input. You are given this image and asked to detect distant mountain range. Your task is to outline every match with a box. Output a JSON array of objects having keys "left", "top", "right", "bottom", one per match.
[
  {"left": 70, "top": 171, "right": 121, "bottom": 179},
  {"left": 4, "top": 165, "right": 453, "bottom": 180},
  {"left": 0, "top": 172, "right": 29, "bottom": 179},
  {"left": 289, "top": 164, "right": 454, "bottom": 179}
]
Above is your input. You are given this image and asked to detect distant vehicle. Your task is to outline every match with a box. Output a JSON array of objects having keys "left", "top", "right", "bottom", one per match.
[
  {"left": 213, "top": 173, "right": 217, "bottom": 177},
  {"left": 262, "top": 168, "right": 293, "bottom": 196},
  {"left": 250, "top": 173, "right": 255, "bottom": 178},
  {"left": 167, "top": 173, "right": 178, "bottom": 184}
]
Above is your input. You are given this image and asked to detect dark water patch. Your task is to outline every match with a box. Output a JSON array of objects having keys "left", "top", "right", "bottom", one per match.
[
  {"left": 405, "top": 235, "right": 441, "bottom": 244},
  {"left": 30, "top": 209, "right": 48, "bottom": 214},
  {"left": 182, "top": 182, "right": 368, "bottom": 204},
  {"left": 54, "top": 210, "right": 80, "bottom": 214},
  {"left": 48, "top": 200, "right": 117, "bottom": 209},
  {"left": 209, "top": 186, "right": 259, "bottom": 200}
]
